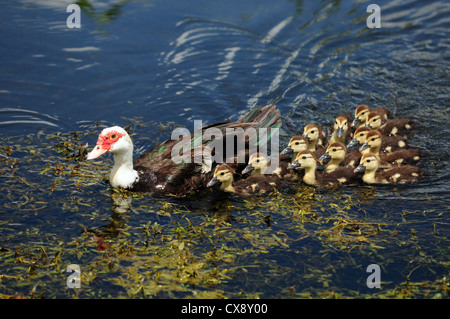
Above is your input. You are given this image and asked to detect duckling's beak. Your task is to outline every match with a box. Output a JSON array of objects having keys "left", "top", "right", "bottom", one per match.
[
  {"left": 354, "top": 164, "right": 365, "bottom": 173},
  {"left": 281, "top": 146, "right": 293, "bottom": 155},
  {"left": 288, "top": 160, "right": 300, "bottom": 170},
  {"left": 365, "top": 123, "right": 373, "bottom": 129},
  {"left": 242, "top": 164, "right": 254, "bottom": 175},
  {"left": 303, "top": 134, "right": 310, "bottom": 142},
  {"left": 336, "top": 126, "right": 344, "bottom": 138},
  {"left": 319, "top": 152, "right": 331, "bottom": 163},
  {"left": 351, "top": 118, "right": 360, "bottom": 128},
  {"left": 347, "top": 138, "right": 358, "bottom": 149},
  {"left": 207, "top": 176, "right": 219, "bottom": 187},
  {"left": 359, "top": 142, "right": 370, "bottom": 152}
]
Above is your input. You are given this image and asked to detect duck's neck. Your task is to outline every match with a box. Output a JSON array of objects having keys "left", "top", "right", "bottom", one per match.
[
  {"left": 329, "top": 133, "right": 344, "bottom": 145},
  {"left": 303, "top": 164, "right": 318, "bottom": 185},
  {"left": 110, "top": 147, "right": 139, "bottom": 189},
  {"left": 362, "top": 145, "right": 380, "bottom": 156},
  {"left": 220, "top": 179, "right": 236, "bottom": 193},
  {"left": 325, "top": 158, "right": 343, "bottom": 172},
  {"left": 307, "top": 140, "right": 317, "bottom": 152},
  {"left": 362, "top": 169, "right": 377, "bottom": 184}
]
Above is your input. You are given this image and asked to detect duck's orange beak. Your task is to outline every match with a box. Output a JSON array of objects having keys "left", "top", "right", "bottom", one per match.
[{"left": 86, "top": 144, "right": 109, "bottom": 160}]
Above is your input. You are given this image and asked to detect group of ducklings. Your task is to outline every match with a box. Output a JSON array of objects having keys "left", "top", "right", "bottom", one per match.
[{"left": 207, "top": 104, "right": 426, "bottom": 195}]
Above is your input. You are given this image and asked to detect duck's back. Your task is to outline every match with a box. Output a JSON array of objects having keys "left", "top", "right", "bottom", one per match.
[{"left": 132, "top": 105, "right": 281, "bottom": 195}]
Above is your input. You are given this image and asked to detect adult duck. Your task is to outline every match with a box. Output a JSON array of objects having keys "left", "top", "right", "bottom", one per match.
[{"left": 86, "top": 104, "right": 281, "bottom": 196}]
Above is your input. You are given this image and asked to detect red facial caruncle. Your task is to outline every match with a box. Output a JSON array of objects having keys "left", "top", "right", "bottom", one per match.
[
  {"left": 96, "top": 130, "right": 125, "bottom": 150},
  {"left": 86, "top": 130, "right": 125, "bottom": 160}
]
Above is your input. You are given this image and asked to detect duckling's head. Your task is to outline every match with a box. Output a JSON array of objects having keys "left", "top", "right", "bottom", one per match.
[
  {"left": 333, "top": 116, "right": 349, "bottom": 138},
  {"left": 352, "top": 104, "right": 370, "bottom": 127},
  {"left": 242, "top": 152, "right": 269, "bottom": 175},
  {"left": 320, "top": 142, "right": 347, "bottom": 163},
  {"left": 288, "top": 150, "right": 317, "bottom": 170},
  {"left": 366, "top": 112, "right": 384, "bottom": 130},
  {"left": 354, "top": 153, "right": 379, "bottom": 173},
  {"left": 303, "top": 124, "right": 322, "bottom": 144},
  {"left": 360, "top": 130, "right": 382, "bottom": 153},
  {"left": 207, "top": 164, "right": 234, "bottom": 188},
  {"left": 347, "top": 126, "right": 371, "bottom": 148},
  {"left": 282, "top": 136, "right": 308, "bottom": 155}
]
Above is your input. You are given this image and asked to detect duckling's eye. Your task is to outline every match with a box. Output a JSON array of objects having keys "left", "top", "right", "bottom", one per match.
[
  {"left": 372, "top": 119, "right": 377, "bottom": 122},
  {"left": 359, "top": 133, "right": 365, "bottom": 137},
  {"left": 302, "top": 156, "right": 306, "bottom": 160},
  {"left": 367, "top": 160, "right": 371, "bottom": 163},
  {"left": 371, "top": 138, "right": 375, "bottom": 141},
  {"left": 220, "top": 172, "right": 225, "bottom": 176},
  {"left": 332, "top": 148, "right": 336, "bottom": 152},
  {"left": 361, "top": 112, "right": 365, "bottom": 115},
  {"left": 335, "top": 120, "right": 338, "bottom": 125},
  {"left": 295, "top": 142, "right": 299, "bottom": 145},
  {"left": 344, "top": 121, "right": 347, "bottom": 125},
  {"left": 255, "top": 159, "right": 260, "bottom": 163},
  {"left": 310, "top": 130, "right": 315, "bottom": 134}
]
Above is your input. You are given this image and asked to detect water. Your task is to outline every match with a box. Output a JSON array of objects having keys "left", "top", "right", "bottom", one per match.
[{"left": 0, "top": 0, "right": 449, "bottom": 299}]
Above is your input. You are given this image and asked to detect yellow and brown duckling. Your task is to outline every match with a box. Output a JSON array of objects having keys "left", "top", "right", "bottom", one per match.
[
  {"left": 303, "top": 124, "right": 327, "bottom": 157},
  {"left": 207, "top": 164, "right": 284, "bottom": 195},
  {"left": 242, "top": 152, "right": 288, "bottom": 178},
  {"left": 366, "top": 111, "right": 413, "bottom": 137},
  {"left": 288, "top": 150, "right": 359, "bottom": 186},
  {"left": 360, "top": 130, "right": 424, "bottom": 167},
  {"left": 319, "top": 142, "right": 362, "bottom": 171},
  {"left": 351, "top": 104, "right": 390, "bottom": 128},
  {"left": 281, "top": 136, "right": 309, "bottom": 159},
  {"left": 354, "top": 153, "right": 424, "bottom": 184},
  {"left": 328, "top": 114, "right": 353, "bottom": 145},
  {"left": 347, "top": 126, "right": 408, "bottom": 153}
]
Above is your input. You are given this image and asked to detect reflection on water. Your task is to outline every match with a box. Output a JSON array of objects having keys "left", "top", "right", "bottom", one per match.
[{"left": 1, "top": 0, "right": 449, "bottom": 298}]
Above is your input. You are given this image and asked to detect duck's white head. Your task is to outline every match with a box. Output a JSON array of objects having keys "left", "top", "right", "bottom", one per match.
[
  {"left": 87, "top": 126, "right": 138, "bottom": 189},
  {"left": 86, "top": 126, "right": 132, "bottom": 160}
]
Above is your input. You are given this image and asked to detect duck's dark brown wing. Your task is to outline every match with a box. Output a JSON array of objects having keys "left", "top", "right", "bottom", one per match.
[{"left": 132, "top": 104, "right": 282, "bottom": 195}]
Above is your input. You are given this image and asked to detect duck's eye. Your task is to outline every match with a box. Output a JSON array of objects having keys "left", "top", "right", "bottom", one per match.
[
  {"left": 332, "top": 148, "right": 336, "bottom": 152},
  {"left": 302, "top": 156, "right": 306, "bottom": 160},
  {"left": 335, "top": 121, "right": 338, "bottom": 125},
  {"left": 295, "top": 142, "right": 299, "bottom": 145},
  {"left": 361, "top": 112, "right": 365, "bottom": 115},
  {"left": 220, "top": 172, "right": 225, "bottom": 176},
  {"left": 255, "top": 159, "right": 260, "bottom": 163},
  {"left": 344, "top": 122, "right": 347, "bottom": 125},
  {"left": 367, "top": 160, "right": 371, "bottom": 163},
  {"left": 360, "top": 133, "right": 365, "bottom": 137},
  {"left": 371, "top": 138, "right": 375, "bottom": 141},
  {"left": 310, "top": 130, "right": 315, "bottom": 134},
  {"left": 373, "top": 119, "right": 377, "bottom": 122}
]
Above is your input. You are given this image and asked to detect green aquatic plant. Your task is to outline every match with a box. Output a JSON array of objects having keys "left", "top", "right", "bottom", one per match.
[{"left": 0, "top": 124, "right": 448, "bottom": 299}]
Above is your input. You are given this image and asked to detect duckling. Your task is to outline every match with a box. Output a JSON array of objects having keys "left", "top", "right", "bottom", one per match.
[
  {"left": 347, "top": 126, "right": 408, "bottom": 153},
  {"left": 281, "top": 136, "right": 309, "bottom": 159},
  {"left": 288, "top": 150, "right": 359, "bottom": 186},
  {"left": 328, "top": 114, "right": 353, "bottom": 144},
  {"left": 366, "top": 112, "right": 413, "bottom": 137},
  {"left": 242, "top": 152, "right": 288, "bottom": 178},
  {"left": 354, "top": 153, "right": 424, "bottom": 184},
  {"left": 303, "top": 124, "right": 327, "bottom": 157},
  {"left": 207, "top": 164, "right": 283, "bottom": 195},
  {"left": 351, "top": 104, "right": 390, "bottom": 128},
  {"left": 319, "top": 142, "right": 362, "bottom": 171},
  {"left": 360, "top": 130, "right": 424, "bottom": 167}
]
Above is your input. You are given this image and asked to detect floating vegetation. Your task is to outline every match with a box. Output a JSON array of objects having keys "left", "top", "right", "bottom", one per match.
[{"left": 0, "top": 123, "right": 449, "bottom": 299}]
